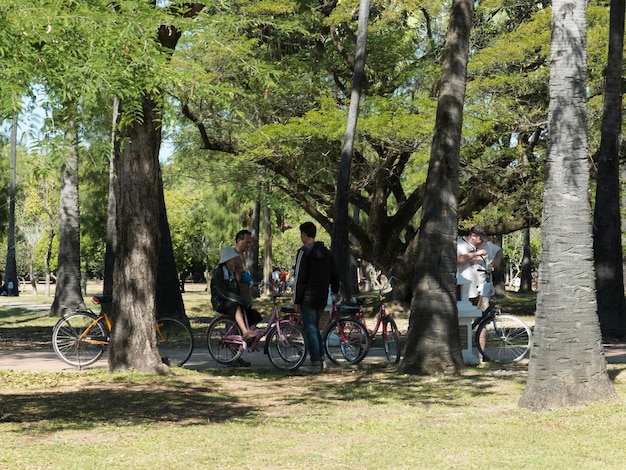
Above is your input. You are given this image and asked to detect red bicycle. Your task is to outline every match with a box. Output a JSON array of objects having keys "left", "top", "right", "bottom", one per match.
[
  {"left": 344, "top": 282, "right": 401, "bottom": 363},
  {"left": 282, "top": 299, "right": 371, "bottom": 366}
]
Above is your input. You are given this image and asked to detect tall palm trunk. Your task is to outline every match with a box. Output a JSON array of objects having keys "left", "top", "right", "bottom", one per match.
[{"left": 519, "top": 0, "right": 616, "bottom": 410}]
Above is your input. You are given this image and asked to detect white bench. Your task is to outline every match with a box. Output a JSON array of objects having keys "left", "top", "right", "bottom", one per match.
[{"left": 457, "top": 274, "right": 481, "bottom": 364}]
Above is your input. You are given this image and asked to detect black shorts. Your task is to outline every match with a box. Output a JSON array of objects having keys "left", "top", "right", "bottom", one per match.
[{"left": 217, "top": 300, "right": 262, "bottom": 327}]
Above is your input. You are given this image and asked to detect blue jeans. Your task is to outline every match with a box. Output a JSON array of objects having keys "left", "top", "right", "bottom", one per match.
[{"left": 300, "top": 304, "right": 324, "bottom": 363}]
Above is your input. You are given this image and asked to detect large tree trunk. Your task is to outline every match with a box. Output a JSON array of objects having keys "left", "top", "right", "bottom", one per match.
[
  {"left": 519, "top": 0, "right": 616, "bottom": 409},
  {"left": 398, "top": 0, "right": 473, "bottom": 375},
  {"left": 50, "top": 120, "right": 86, "bottom": 316},
  {"left": 593, "top": 0, "right": 626, "bottom": 339},
  {"left": 109, "top": 95, "right": 168, "bottom": 374}
]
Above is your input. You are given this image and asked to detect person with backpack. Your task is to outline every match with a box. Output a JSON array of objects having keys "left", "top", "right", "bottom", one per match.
[{"left": 211, "top": 246, "right": 262, "bottom": 367}]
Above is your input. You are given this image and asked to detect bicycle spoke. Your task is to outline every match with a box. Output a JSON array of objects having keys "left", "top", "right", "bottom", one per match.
[
  {"left": 206, "top": 316, "right": 243, "bottom": 364},
  {"left": 324, "top": 319, "right": 370, "bottom": 366},
  {"left": 476, "top": 314, "right": 532, "bottom": 363},
  {"left": 267, "top": 322, "right": 307, "bottom": 370},
  {"left": 52, "top": 312, "right": 107, "bottom": 368},
  {"left": 156, "top": 318, "right": 193, "bottom": 367}
]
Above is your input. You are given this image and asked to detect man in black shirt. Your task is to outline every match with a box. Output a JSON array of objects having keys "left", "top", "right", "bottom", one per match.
[{"left": 293, "top": 222, "right": 340, "bottom": 371}]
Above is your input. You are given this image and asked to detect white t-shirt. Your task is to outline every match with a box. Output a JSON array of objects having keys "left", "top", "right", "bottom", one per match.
[{"left": 457, "top": 237, "right": 481, "bottom": 298}]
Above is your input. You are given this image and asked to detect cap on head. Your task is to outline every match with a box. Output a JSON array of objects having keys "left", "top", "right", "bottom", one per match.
[
  {"left": 470, "top": 225, "right": 486, "bottom": 239},
  {"left": 219, "top": 246, "right": 240, "bottom": 264}
]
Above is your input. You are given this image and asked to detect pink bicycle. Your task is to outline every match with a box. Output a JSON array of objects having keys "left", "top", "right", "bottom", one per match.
[{"left": 205, "top": 295, "right": 307, "bottom": 370}]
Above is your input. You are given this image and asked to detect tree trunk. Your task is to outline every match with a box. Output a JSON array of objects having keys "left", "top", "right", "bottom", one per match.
[
  {"left": 398, "top": 0, "right": 473, "bottom": 375},
  {"left": 519, "top": 227, "right": 532, "bottom": 292},
  {"left": 109, "top": 95, "right": 168, "bottom": 375},
  {"left": 50, "top": 120, "right": 86, "bottom": 316},
  {"left": 155, "top": 175, "right": 187, "bottom": 324},
  {"left": 103, "top": 97, "right": 120, "bottom": 303},
  {"left": 593, "top": 0, "right": 626, "bottom": 338},
  {"left": 4, "top": 114, "right": 18, "bottom": 297},
  {"left": 332, "top": 0, "right": 370, "bottom": 300},
  {"left": 262, "top": 195, "right": 273, "bottom": 295},
  {"left": 44, "top": 230, "right": 54, "bottom": 297},
  {"left": 519, "top": 0, "right": 616, "bottom": 409},
  {"left": 250, "top": 185, "right": 261, "bottom": 283}
]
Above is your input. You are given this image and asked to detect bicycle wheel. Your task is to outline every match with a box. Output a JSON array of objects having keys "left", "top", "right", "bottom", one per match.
[
  {"left": 52, "top": 311, "right": 108, "bottom": 368},
  {"left": 323, "top": 319, "right": 371, "bottom": 366},
  {"left": 206, "top": 316, "right": 243, "bottom": 365},
  {"left": 156, "top": 318, "right": 194, "bottom": 367},
  {"left": 475, "top": 314, "right": 532, "bottom": 363},
  {"left": 382, "top": 317, "right": 401, "bottom": 363},
  {"left": 266, "top": 321, "right": 307, "bottom": 370}
]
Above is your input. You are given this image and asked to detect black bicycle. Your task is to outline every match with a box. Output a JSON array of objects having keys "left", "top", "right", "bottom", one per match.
[{"left": 472, "top": 304, "right": 532, "bottom": 363}]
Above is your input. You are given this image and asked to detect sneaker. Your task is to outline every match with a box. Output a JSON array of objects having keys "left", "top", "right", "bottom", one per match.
[
  {"left": 311, "top": 360, "right": 324, "bottom": 372},
  {"left": 231, "top": 358, "right": 251, "bottom": 368}
]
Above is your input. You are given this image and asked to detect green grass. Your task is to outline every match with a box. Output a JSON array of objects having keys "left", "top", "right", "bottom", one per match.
[
  {"left": 1, "top": 364, "right": 626, "bottom": 469},
  {"left": 8, "top": 285, "right": 625, "bottom": 469}
]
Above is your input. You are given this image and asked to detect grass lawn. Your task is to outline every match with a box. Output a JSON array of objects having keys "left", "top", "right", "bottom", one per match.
[{"left": 2, "top": 285, "right": 624, "bottom": 469}]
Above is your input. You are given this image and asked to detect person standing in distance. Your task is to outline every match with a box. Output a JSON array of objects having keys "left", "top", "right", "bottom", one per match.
[{"left": 293, "top": 221, "right": 340, "bottom": 372}]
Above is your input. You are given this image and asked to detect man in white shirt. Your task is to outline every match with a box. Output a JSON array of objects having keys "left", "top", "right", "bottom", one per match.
[{"left": 457, "top": 225, "right": 502, "bottom": 312}]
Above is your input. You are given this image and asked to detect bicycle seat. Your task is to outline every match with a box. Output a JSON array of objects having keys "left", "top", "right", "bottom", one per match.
[
  {"left": 339, "top": 305, "right": 361, "bottom": 315},
  {"left": 93, "top": 295, "right": 112, "bottom": 305},
  {"left": 280, "top": 305, "right": 296, "bottom": 314}
]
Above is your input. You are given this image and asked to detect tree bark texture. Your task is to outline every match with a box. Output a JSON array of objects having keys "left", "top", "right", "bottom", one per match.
[
  {"left": 519, "top": 0, "right": 616, "bottom": 409},
  {"left": 50, "top": 121, "right": 86, "bottom": 316},
  {"left": 109, "top": 95, "right": 168, "bottom": 374},
  {"left": 519, "top": 227, "right": 533, "bottom": 292},
  {"left": 593, "top": 0, "right": 626, "bottom": 338},
  {"left": 399, "top": 0, "right": 473, "bottom": 375},
  {"left": 103, "top": 97, "right": 120, "bottom": 302}
]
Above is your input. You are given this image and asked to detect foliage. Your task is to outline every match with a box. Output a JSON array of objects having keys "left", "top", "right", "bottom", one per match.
[
  {"left": 0, "top": 1, "right": 620, "bottom": 303},
  {"left": 502, "top": 229, "right": 541, "bottom": 277}
]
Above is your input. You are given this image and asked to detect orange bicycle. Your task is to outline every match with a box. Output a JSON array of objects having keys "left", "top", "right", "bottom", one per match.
[{"left": 52, "top": 295, "right": 194, "bottom": 369}]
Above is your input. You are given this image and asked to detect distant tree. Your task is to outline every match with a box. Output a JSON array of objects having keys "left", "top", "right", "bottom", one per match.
[
  {"left": 332, "top": 0, "right": 370, "bottom": 300},
  {"left": 5, "top": 114, "right": 19, "bottom": 296},
  {"left": 50, "top": 117, "right": 86, "bottom": 316},
  {"left": 519, "top": 0, "right": 616, "bottom": 410}
]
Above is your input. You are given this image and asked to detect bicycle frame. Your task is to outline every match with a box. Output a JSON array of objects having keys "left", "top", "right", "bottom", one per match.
[
  {"left": 350, "top": 288, "right": 392, "bottom": 340},
  {"left": 79, "top": 314, "right": 111, "bottom": 346},
  {"left": 223, "top": 297, "right": 292, "bottom": 353},
  {"left": 70, "top": 298, "right": 186, "bottom": 348}
]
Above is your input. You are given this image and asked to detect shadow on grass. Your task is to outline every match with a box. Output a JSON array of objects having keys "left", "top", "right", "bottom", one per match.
[
  {"left": 0, "top": 379, "right": 254, "bottom": 431},
  {"left": 0, "top": 362, "right": 529, "bottom": 433}
]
